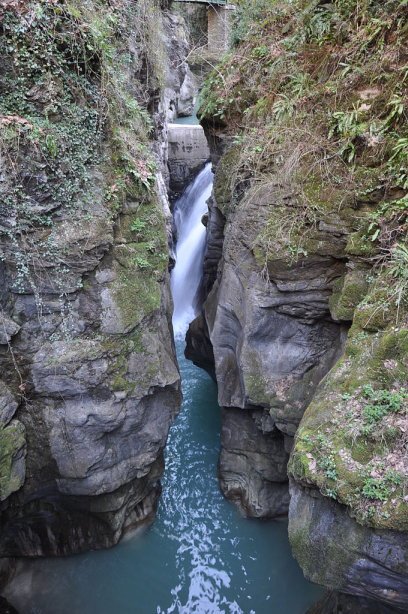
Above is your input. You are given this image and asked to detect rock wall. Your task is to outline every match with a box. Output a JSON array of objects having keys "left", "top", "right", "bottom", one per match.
[
  {"left": 289, "top": 481, "right": 408, "bottom": 610},
  {"left": 188, "top": 127, "right": 348, "bottom": 517},
  {"left": 171, "top": 3, "right": 207, "bottom": 50},
  {"left": 0, "top": 0, "right": 192, "bottom": 559},
  {"left": 187, "top": 0, "right": 407, "bottom": 607}
]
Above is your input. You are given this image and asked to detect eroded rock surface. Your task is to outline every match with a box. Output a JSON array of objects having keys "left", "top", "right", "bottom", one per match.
[
  {"left": 187, "top": 146, "right": 348, "bottom": 516},
  {"left": 219, "top": 408, "right": 289, "bottom": 517},
  {"left": 0, "top": 1, "right": 184, "bottom": 558},
  {"left": 289, "top": 482, "right": 408, "bottom": 610}
]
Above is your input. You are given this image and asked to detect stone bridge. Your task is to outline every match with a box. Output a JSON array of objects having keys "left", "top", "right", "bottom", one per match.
[{"left": 173, "top": 1, "right": 235, "bottom": 52}]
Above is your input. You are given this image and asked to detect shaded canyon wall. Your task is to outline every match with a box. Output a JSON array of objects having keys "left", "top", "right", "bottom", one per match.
[
  {"left": 186, "top": 0, "right": 408, "bottom": 609},
  {"left": 0, "top": 0, "right": 197, "bottom": 559}
]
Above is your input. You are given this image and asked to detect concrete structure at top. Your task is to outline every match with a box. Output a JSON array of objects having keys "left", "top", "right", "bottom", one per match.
[
  {"left": 167, "top": 123, "right": 210, "bottom": 194},
  {"left": 173, "top": 1, "right": 235, "bottom": 52}
]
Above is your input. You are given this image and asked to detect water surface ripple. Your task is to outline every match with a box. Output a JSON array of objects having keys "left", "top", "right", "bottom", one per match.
[{"left": 5, "top": 341, "right": 323, "bottom": 614}]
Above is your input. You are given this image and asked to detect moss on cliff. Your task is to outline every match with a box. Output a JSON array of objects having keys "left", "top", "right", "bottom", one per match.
[
  {"left": 0, "top": 421, "right": 26, "bottom": 502},
  {"left": 0, "top": 0, "right": 175, "bottom": 513},
  {"left": 200, "top": 0, "right": 407, "bottom": 531},
  {"left": 200, "top": 0, "right": 407, "bottom": 272},
  {"left": 329, "top": 267, "right": 370, "bottom": 322},
  {"left": 0, "top": 0, "right": 165, "bottom": 307},
  {"left": 289, "top": 296, "right": 408, "bottom": 530},
  {"left": 0, "top": 0, "right": 170, "bottom": 342}
]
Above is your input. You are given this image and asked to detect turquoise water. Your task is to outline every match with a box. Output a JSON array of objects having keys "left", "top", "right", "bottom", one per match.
[
  {"left": 5, "top": 341, "right": 323, "bottom": 613},
  {"left": 173, "top": 99, "right": 201, "bottom": 125},
  {"left": 173, "top": 114, "right": 199, "bottom": 125}
]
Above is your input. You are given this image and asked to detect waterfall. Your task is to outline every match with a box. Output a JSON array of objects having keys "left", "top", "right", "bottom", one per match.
[{"left": 171, "top": 163, "right": 213, "bottom": 336}]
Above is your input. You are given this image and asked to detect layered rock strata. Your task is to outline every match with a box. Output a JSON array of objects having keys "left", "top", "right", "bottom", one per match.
[
  {"left": 188, "top": 129, "right": 348, "bottom": 517},
  {"left": 187, "top": 0, "right": 408, "bottom": 606},
  {"left": 0, "top": 0, "right": 190, "bottom": 558}
]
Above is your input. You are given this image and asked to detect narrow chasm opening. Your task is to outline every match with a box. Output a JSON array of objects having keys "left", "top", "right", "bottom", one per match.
[
  {"left": 3, "top": 159, "right": 323, "bottom": 614},
  {"left": 171, "top": 162, "right": 213, "bottom": 337},
  {"left": 158, "top": 150, "right": 325, "bottom": 611}
]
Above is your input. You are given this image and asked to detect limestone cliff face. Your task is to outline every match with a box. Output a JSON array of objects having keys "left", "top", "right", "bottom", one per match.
[
  {"left": 187, "top": 0, "right": 407, "bottom": 606},
  {"left": 188, "top": 128, "right": 348, "bottom": 518},
  {"left": 0, "top": 0, "right": 190, "bottom": 557}
]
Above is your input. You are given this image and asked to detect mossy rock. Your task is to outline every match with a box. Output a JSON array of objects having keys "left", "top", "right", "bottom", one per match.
[
  {"left": 111, "top": 243, "right": 163, "bottom": 332},
  {"left": 346, "top": 231, "right": 378, "bottom": 257},
  {"left": 0, "top": 421, "right": 26, "bottom": 502},
  {"left": 213, "top": 145, "right": 242, "bottom": 216},
  {"left": 289, "top": 313, "right": 408, "bottom": 531},
  {"left": 353, "top": 284, "right": 398, "bottom": 333},
  {"left": 329, "top": 267, "right": 369, "bottom": 322}
]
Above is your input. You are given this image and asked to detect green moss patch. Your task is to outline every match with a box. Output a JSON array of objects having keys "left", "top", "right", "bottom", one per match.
[{"left": 0, "top": 421, "right": 26, "bottom": 502}]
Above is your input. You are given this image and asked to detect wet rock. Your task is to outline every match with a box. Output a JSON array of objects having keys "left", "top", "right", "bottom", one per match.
[
  {"left": 219, "top": 408, "right": 290, "bottom": 517},
  {"left": 185, "top": 313, "right": 215, "bottom": 376},
  {"left": 289, "top": 481, "right": 408, "bottom": 610},
  {"left": 307, "top": 591, "right": 405, "bottom": 614}
]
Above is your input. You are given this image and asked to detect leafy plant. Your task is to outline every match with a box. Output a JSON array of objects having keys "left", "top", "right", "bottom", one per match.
[
  {"left": 303, "top": 7, "right": 334, "bottom": 44},
  {"left": 362, "top": 476, "right": 390, "bottom": 501},
  {"left": 389, "top": 242, "right": 408, "bottom": 311},
  {"left": 362, "top": 469, "right": 403, "bottom": 502},
  {"left": 134, "top": 255, "right": 151, "bottom": 270},
  {"left": 386, "top": 94, "right": 405, "bottom": 126},
  {"left": 361, "top": 384, "right": 406, "bottom": 425},
  {"left": 272, "top": 96, "right": 295, "bottom": 121},
  {"left": 328, "top": 108, "right": 363, "bottom": 162},
  {"left": 389, "top": 137, "right": 408, "bottom": 189},
  {"left": 318, "top": 454, "right": 338, "bottom": 481},
  {"left": 130, "top": 218, "right": 147, "bottom": 233}
]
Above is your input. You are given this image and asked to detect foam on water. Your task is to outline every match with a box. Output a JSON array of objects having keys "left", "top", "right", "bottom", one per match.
[
  {"left": 5, "top": 343, "right": 322, "bottom": 613},
  {"left": 171, "top": 163, "right": 213, "bottom": 336},
  {"left": 3, "top": 167, "right": 323, "bottom": 613}
]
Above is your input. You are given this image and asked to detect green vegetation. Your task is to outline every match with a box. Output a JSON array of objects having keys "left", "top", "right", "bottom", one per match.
[
  {"left": 0, "top": 0, "right": 167, "bottom": 336},
  {"left": 361, "top": 385, "right": 406, "bottom": 428},
  {"left": 289, "top": 323, "right": 408, "bottom": 530},
  {"left": 200, "top": 0, "right": 408, "bottom": 530},
  {"left": 199, "top": 0, "right": 407, "bottom": 278},
  {"left": 362, "top": 470, "right": 403, "bottom": 502}
]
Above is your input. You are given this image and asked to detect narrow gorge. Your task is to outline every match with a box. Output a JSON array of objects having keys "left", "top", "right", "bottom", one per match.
[{"left": 0, "top": 1, "right": 407, "bottom": 613}]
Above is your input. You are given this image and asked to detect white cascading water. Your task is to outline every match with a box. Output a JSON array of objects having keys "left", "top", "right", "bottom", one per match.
[{"left": 171, "top": 163, "right": 213, "bottom": 336}]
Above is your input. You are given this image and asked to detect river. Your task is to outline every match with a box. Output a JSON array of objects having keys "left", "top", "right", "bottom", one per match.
[{"left": 4, "top": 166, "right": 323, "bottom": 614}]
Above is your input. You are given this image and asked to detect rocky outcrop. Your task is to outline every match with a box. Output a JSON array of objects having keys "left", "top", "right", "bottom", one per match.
[
  {"left": 187, "top": 139, "right": 348, "bottom": 516},
  {"left": 219, "top": 408, "right": 289, "bottom": 517},
  {"left": 189, "top": 1, "right": 407, "bottom": 607},
  {"left": 161, "top": 12, "right": 198, "bottom": 124},
  {"left": 0, "top": 0, "right": 185, "bottom": 558},
  {"left": 288, "top": 272, "right": 408, "bottom": 606},
  {"left": 290, "top": 481, "right": 408, "bottom": 610}
]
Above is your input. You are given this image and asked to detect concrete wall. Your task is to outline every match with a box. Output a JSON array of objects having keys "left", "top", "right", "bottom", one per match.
[
  {"left": 168, "top": 123, "right": 210, "bottom": 194},
  {"left": 207, "top": 5, "right": 235, "bottom": 52}
]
